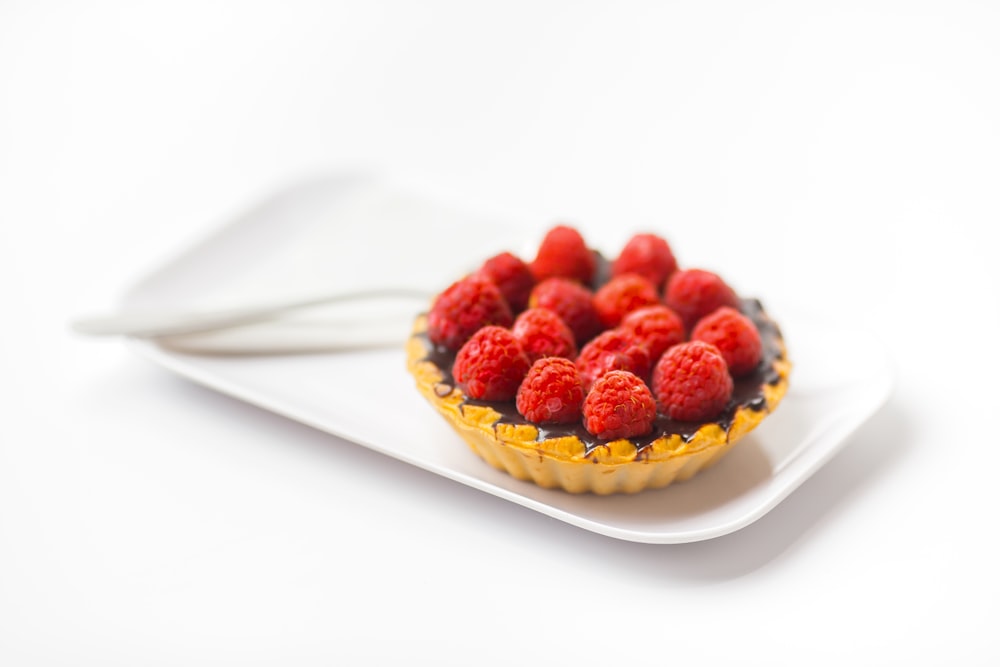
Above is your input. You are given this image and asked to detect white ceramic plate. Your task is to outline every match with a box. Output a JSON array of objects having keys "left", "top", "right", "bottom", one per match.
[{"left": 121, "top": 173, "right": 893, "bottom": 544}]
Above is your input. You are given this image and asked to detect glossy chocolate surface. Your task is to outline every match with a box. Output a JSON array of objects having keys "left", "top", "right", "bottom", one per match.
[{"left": 416, "top": 296, "right": 784, "bottom": 454}]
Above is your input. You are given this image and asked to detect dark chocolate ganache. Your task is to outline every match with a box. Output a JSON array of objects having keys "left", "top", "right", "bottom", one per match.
[
  {"left": 416, "top": 297, "right": 785, "bottom": 455},
  {"left": 415, "top": 254, "right": 786, "bottom": 455}
]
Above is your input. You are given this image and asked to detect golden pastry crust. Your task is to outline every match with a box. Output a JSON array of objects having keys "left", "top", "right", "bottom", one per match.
[{"left": 407, "top": 309, "right": 790, "bottom": 495}]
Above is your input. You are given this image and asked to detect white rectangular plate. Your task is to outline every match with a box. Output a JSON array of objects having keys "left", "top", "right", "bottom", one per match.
[{"left": 121, "top": 173, "right": 893, "bottom": 544}]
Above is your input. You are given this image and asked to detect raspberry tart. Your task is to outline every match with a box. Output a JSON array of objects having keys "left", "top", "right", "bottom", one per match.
[{"left": 406, "top": 227, "right": 790, "bottom": 495}]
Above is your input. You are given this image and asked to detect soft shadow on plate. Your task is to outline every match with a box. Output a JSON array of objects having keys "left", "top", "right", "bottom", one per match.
[
  {"left": 513, "top": 436, "right": 774, "bottom": 523},
  {"left": 457, "top": 394, "right": 909, "bottom": 584}
]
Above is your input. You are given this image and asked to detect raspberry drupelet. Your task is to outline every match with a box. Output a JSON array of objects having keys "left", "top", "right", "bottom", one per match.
[
  {"left": 664, "top": 268, "right": 740, "bottom": 331},
  {"left": 530, "top": 225, "right": 596, "bottom": 285},
  {"left": 691, "top": 306, "right": 763, "bottom": 377},
  {"left": 652, "top": 341, "right": 733, "bottom": 422},
  {"left": 620, "top": 305, "right": 686, "bottom": 364},
  {"left": 511, "top": 307, "right": 577, "bottom": 363},
  {"left": 592, "top": 273, "right": 661, "bottom": 329},
  {"left": 477, "top": 251, "right": 535, "bottom": 314},
  {"left": 612, "top": 232, "right": 678, "bottom": 290},
  {"left": 528, "top": 277, "right": 602, "bottom": 345},
  {"left": 516, "top": 357, "right": 586, "bottom": 424},
  {"left": 582, "top": 370, "right": 657, "bottom": 440},
  {"left": 575, "top": 328, "right": 652, "bottom": 391},
  {"left": 452, "top": 326, "right": 530, "bottom": 401},
  {"left": 427, "top": 274, "right": 513, "bottom": 350}
]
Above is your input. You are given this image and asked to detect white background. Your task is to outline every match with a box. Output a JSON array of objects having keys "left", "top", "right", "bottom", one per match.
[{"left": 2, "top": 1, "right": 999, "bottom": 664}]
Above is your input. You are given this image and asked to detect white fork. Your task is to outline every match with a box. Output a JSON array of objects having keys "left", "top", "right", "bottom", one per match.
[{"left": 70, "top": 287, "right": 432, "bottom": 353}]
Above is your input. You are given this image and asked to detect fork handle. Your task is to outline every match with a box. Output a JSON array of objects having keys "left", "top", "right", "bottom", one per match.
[{"left": 70, "top": 288, "right": 431, "bottom": 338}]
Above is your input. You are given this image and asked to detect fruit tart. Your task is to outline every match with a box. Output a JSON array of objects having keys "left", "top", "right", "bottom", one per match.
[{"left": 406, "top": 225, "right": 790, "bottom": 495}]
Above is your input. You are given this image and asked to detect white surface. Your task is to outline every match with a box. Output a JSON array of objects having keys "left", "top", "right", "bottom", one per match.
[
  {"left": 3, "top": 1, "right": 999, "bottom": 665},
  {"left": 123, "top": 174, "right": 893, "bottom": 544}
]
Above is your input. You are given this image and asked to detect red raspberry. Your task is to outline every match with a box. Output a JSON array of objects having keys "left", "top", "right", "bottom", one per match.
[
  {"left": 575, "top": 328, "right": 651, "bottom": 391},
  {"left": 582, "top": 370, "right": 657, "bottom": 440},
  {"left": 652, "top": 341, "right": 733, "bottom": 422},
  {"left": 664, "top": 268, "right": 740, "bottom": 331},
  {"left": 528, "top": 277, "right": 602, "bottom": 344},
  {"left": 620, "top": 305, "right": 686, "bottom": 363},
  {"left": 477, "top": 251, "right": 534, "bottom": 313},
  {"left": 511, "top": 307, "right": 577, "bottom": 363},
  {"left": 515, "top": 357, "right": 585, "bottom": 424},
  {"left": 612, "top": 233, "right": 678, "bottom": 289},
  {"left": 427, "top": 274, "right": 513, "bottom": 350},
  {"left": 530, "top": 225, "right": 596, "bottom": 284},
  {"left": 453, "top": 326, "right": 530, "bottom": 401},
  {"left": 690, "top": 306, "right": 762, "bottom": 377},
  {"left": 592, "top": 273, "right": 660, "bottom": 329}
]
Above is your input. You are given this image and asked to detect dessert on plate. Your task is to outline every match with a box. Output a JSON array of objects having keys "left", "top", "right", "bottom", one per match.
[{"left": 406, "top": 225, "right": 790, "bottom": 495}]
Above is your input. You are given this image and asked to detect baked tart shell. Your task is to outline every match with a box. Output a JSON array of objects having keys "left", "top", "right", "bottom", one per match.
[{"left": 406, "top": 304, "right": 790, "bottom": 495}]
